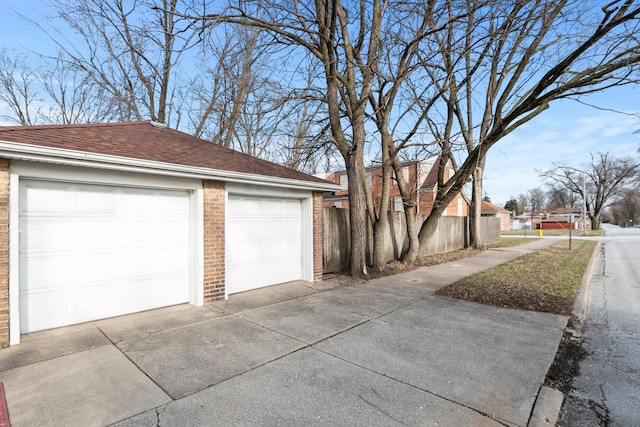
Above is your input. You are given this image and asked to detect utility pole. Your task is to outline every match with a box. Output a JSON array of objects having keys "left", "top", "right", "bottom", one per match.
[{"left": 582, "top": 172, "right": 587, "bottom": 235}]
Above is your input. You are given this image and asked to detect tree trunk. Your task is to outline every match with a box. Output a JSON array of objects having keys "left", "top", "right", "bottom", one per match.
[
  {"left": 343, "top": 145, "right": 369, "bottom": 278},
  {"left": 469, "top": 161, "right": 485, "bottom": 248},
  {"left": 416, "top": 211, "right": 440, "bottom": 259},
  {"left": 590, "top": 213, "right": 601, "bottom": 231},
  {"left": 402, "top": 207, "right": 420, "bottom": 265},
  {"left": 389, "top": 154, "right": 419, "bottom": 265},
  {"left": 371, "top": 135, "right": 392, "bottom": 271}
]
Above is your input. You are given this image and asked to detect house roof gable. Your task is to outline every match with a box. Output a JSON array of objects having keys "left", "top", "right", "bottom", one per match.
[
  {"left": 419, "top": 157, "right": 441, "bottom": 191},
  {"left": 549, "top": 207, "right": 582, "bottom": 215},
  {"left": 481, "top": 200, "right": 511, "bottom": 213},
  {"left": 0, "top": 121, "right": 335, "bottom": 188}
]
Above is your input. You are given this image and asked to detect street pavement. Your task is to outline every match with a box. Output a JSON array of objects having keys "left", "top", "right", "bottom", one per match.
[
  {"left": 559, "top": 225, "right": 640, "bottom": 426},
  {"left": 0, "top": 238, "right": 569, "bottom": 427}
]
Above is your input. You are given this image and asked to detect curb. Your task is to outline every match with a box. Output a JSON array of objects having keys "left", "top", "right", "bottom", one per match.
[
  {"left": 528, "top": 386, "right": 565, "bottom": 426},
  {"left": 529, "top": 240, "right": 602, "bottom": 426},
  {"left": 0, "top": 382, "right": 9, "bottom": 427},
  {"left": 572, "top": 241, "right": 602, "bottom": 323}
]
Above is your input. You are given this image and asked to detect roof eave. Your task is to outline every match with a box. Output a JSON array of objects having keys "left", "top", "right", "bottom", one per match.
[{"left": 0, "top": 141, "right": 342, "bottom": 192}]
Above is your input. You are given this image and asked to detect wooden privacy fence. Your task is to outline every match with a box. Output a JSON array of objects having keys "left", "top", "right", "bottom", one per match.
[{"left": 323, "top": 207, "right": 501, "bottom": 273}]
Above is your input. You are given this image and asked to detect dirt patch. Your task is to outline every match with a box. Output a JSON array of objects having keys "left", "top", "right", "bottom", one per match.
[
  {"left": 339, "top": 247, "right": 485, "bottom": 280},
  {"left": 420, "top": 248, "right": 484, "bottom": 265},
  {"left": 544, "top": 315, "right": 587, "bottom": 393}
]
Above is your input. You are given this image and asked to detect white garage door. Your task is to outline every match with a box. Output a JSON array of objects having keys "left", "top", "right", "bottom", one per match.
[
  {"left": 19, "top": 179, "right": 192, "bottom": 333},
  {"left": 226, "top": 195, "right": 302, "bottom": 294}
]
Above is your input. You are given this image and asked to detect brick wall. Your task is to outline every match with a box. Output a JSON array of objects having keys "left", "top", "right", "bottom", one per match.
[
  {"left": 324, "top": 166, "right": 412, "bottom": 210},
  {"left": 326, "top": 162, "right": 469, "bottom": 218},
  {"left": 312, "top": 192, "right": 324, "bottom": 281},
  {"left": 418, "top": 191, "right": 436, "bottom": 216},
  {"left": 203, "top": 180, "right": 226, "bottom": 301},
  {"left": 0, "top": 160, "right": 9, "bottom": 347}
]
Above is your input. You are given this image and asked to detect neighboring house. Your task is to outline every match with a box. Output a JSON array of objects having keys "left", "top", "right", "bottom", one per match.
[
  {"left": 323, "top": 156, "right": 468, "bottom": 217},
  {"left": 0, "top": 121, "right": 340, "bottom": 346},
  {"left": 481, "top": 200, "right": 512, "bottom": 231},
  {"left": 540, "top": 207, "right": 587, "bottom": 230},
  {"left": 511, "top": 212, "right": 546, "bottom": 230}
]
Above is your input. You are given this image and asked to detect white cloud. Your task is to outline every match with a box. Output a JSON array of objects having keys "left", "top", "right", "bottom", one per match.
[{"left": 483, "top": 104, "right": 639, "bottom": 207}]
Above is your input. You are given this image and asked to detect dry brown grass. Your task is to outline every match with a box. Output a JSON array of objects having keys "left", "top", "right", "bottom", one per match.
[{"left": 435, "top": 239, "right": 597, "bottom": 315}]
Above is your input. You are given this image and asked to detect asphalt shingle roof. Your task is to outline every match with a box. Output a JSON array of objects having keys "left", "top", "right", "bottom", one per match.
[{"left": 0, "top": 121, "right": 330, "bottom": 185}]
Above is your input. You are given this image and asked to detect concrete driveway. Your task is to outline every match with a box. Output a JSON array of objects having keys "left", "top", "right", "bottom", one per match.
[{"left": 0, "top": 239, "right": 567, "bottom": 426}]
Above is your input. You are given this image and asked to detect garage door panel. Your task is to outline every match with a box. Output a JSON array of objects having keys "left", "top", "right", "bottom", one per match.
[
  {"left": 263, "top": 218, "right": 294, "bottom": 238},
  {"left": 158, "top": 250, "right": 189, "bottom": 273},
  {"left": 225, "top": 221, "right": 242, "bottom": 238},
  {"left": 20, "top": 179, "right": 192, "bottom": 333},
  {"left": 21, "top": 219, "right": 73, "bottom": 251},
  {"left": 122, "top": 220, "right": 155, "bottom": 245},
  {"left": 77, "top": 284, "right": 119, "bottom": 315},
  {"left": 121, "top": 277, "right": 160, "bottom": 305},
  {"left": 122, "top": 190, "right": 156, "bottom": 214},
  {"left": 20, "top": 181, "right": 72, "bottom": 214},
  {"left": 242, "top": 198, "right": 263, "bottom": 215},
  {"left": 272, "top": 238, "right": 300, "bottom": 258},
  {"left": 227, "top": 240, "right": 262, "bottom": 266},
  {"left": 76, "top": 186, "right": 117, "bottom": 213},
  {"left": 228, "top": 217, "right": 263, "bottom": 236},
  {"left": 263, "top": 199, "right": 283, "bottom": 215},
  {"left": 21, "top": 288, "right": 79, "bottom": 332},
  {"left": 121, "top": 275, "right": 189, "bottom": 309},
  {"left": 158, "top": 219, "right": 190, "bottom": 244},
  {"left": 280, "top": 199, "right": 302, "bottom": 214},
  {"left": 226, "top": 195, "right": 304, "bottom": 294},
  {"left": 77, "top": 252, "right": 121, "bottom": 281},
  {"left": 121, "top": 249, "right": 159, "bottom": 277},
  {"left": 159, "top": 192, "right": 191, "bottom": 214},
  {"left": 273, "top": 220, "right": 302, "bottom": 239},
  {"left": 21, "top": 253, "right": 72, "bottom": 287},
  {"left": 77, "top": 220, "right": 120, "bottom": 249}
]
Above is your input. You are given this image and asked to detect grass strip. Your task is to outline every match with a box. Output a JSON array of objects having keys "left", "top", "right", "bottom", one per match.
[
  {"left": 435, "top": 239, "right": 598, "bottom": 315},
  {"left": 489, "top": 237, "right": 531, "bottom": 248}
]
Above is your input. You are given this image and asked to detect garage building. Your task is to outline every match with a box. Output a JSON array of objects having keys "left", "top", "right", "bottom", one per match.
[{"left": 0, "top": 121, "right": 339, "bottom": 345}]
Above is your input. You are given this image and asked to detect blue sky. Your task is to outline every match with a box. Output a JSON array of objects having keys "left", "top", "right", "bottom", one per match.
[
  {"left": 484, "top": 90, "right": 639, "bottom": 206},
  {"left": 1, "top": 2, "right": 639, "bottom": 208}
]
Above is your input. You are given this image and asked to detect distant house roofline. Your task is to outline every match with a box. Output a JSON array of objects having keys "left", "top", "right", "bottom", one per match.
[{"left": 481, "top": 200, "right": 511, "bottom": 214}]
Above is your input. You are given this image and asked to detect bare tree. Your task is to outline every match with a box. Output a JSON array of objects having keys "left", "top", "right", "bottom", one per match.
[
  {"left": 190, "top": 25, "right": 249, "bottom": 145},
  {"left": 38, "top": 0, "right": 203, "bottom": 126},
  {"left": 0, "top": 50, "right": 39, "bottom": 125},
  {"left": 39, "top": 55, "right": 122, "bottom": 124},
  {"left": 0, "top": 49, "right": 120, "bottom": 125},
  {"left": 545, "top": 184, "right": 580, "bottom": 210},
  {"left": 540, "top": 152, "right": 640, "bottom": 230},
  {"left": 517, "top": 188, "right": 547, "bottom": 213},
  {"left": 517, "top": 193, "right": 531, "bottom": 216},
  {"left": 189, "top": 0, "right": 389, "bottom": 277},
  {"left": 411, "top": 0, "right": 640, "bottom": 256},
  {"left": 275, "top": 99, "right": 333, "bottom": 174},
  {"left": 529, "top": 188, "right": 548, "bottom": 213},
  {"left": 364, "top": 1, "right": 439, "bottom": 270},
  {"left": 609, "top": 188, "right": 640, "bottom": 227},
  {"left": 184, "top": 0, "right": 640, "bottom": 272}
]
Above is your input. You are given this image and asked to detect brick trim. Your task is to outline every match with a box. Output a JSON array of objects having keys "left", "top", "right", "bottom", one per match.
[
  {"left": 313, "top": 191, "right": 324, "bottom": 281},
  {"left": 203, "top": 180, "right": 226, "bottom": 301}
]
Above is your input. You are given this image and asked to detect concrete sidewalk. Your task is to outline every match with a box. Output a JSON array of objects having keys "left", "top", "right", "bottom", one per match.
[{"left": 0, "top": 238, "right": 567, "bottom": 426}]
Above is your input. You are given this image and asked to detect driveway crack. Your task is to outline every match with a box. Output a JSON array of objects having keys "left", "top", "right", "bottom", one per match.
[
  {"left": 357, "top": 391, "right": 406, "bottom": 425},
  {"left": 312, "top": 346, "right": 511, "bottom": 426}
]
